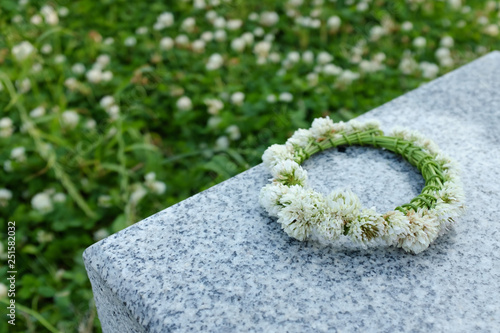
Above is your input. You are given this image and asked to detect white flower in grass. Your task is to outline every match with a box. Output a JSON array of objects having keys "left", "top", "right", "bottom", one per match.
[
  {"left": 401, "top": 21, "right": 413, "bottom": 31},
  {"left": 231, "top": 38, "right": 246, "bottom": 53},
  {"left": 30, "top": 106, "right": 46, "bottom": 118},
  {"left": 32, "top": 192, "right": 53, "bottom": 213},
  {"left": 100, "top": 96, "right": 115, "bottom": 109},
  {"left": 262, "top": 144, "right": 295, "bottom": 169},
  {"left": 41, "top": 5, "right": 58, "bottom": 25},
  {"left": 72, "top": 63, "right": 86, "bottom": 75},
  {"left": 181, "top": 17, "right": 196, "bottom": 33},
  {"left": 322, "top": 64, "right": 342, "bottom": 76},
  {"left": 136, "top": 26, "right": 148, "bottom": 35},
  {"left": 227, "top": 19, "right": 242, "bottom": 30},
  {"left": 0, "top": 188, "right": 13, "bottom": 206},
  {"left": 86, "top": 68, "right": 102, "bottom": 83},
  {"left": 103, "top": 37, "right": 114, "bottom": 45},
  {"left": 200, "top": 31, "right": 213, "bottom": 42},
  {"left": 215, "top": 136, "right": 230, "bottom": 150},
  {"left": 206, "top": 53, "right": 224, "bottom": 70},
  {"left": 253, "top": 27, "right": 264, "bottom": 37},
  {"left": 191, "top": 39, "right": 206, "bottom": 53},
  {"left": 214, "top": 30, "right": 227, "bottom": 42},
  {"left": 266, "top": 94, "right": 277, "bottom": 103},
  {"left": 176, "top": 96, "right": 192, "bottom": 111},
  {"left": 286, "top": 128, "right": 313, "bottom": 148},
  {"left": 157, "top": 12, "right": 174, "bottom": 29},
  {"left": 194, "top": 0, "right": 206, "bottom": 9},
  {"left": 279, "top": 92, "right": 293, "bottom": 102},
  {"left": 204, "top": 99, "right": 224, "bottom": 115},
  {"left": 41, "top": 44, "right": 52, "bottom": 54},
  {"left": 96, "top": 54, "right": 110, "bottom": 68},
  {"left": 337, "top": 70, "right": 360, "bottom": 85},
  {"left": 254, "top": 41, "right": 272, "bottom": 59},
  {"left": 317, "top": 51, "right": 333, "bottom": 65},
  {"left": 271, "top": 160, "right": 307, "bottom": 185},
  {"left": 124, "top": 36, "right": 137, "bottom": 47},
  {"left": 0, "top": 117, "right": 13, "bottom": 138},
  {"left": 327, "top": 16, "right": 341, "bottom": 32},
  {"left": 53, "top": 192, "right": 66, "bottom": 203},
  {"left": 93, "top": 228, "right": 110, "bottom": 241},
  {"left": 302, "top": 51, "right": 314, "bottom": 64},
  {"left": 11, "top": 147, "right": 26, "bottom": 162},
  {"left": 160, "top": 37, "right": 174, "bottom": 50},
  {"left": 230, "top": 92, "right": 245, "bottom": 106},
  {"left": 85, "top": 119, "right": 97, "bottom": 130},
  {"left": 148, "top": 181, "right": 167, "bottom": 195},
  {"left": 241, "top": 32, "right": 254, "bottom": 45},
  {"left": 58, "top": 7, "right": 69, "bottom": 17},
  {"left": 248, "top": 12, "right": 259, "bottom": 21},
  {"left": 31, "top": 14, "right": 43, "bottom": 25},
  {"left": 413, "top": 37, "right": 427, "bottom": 49},
  {"left": 37, "top": 230, "right": 54, "bottom": 243},
  {"left": 260, "top": 11, "right": 279, "bottom": 27},
  {"left": 370, "top": 26, "right": 386, "bottom": 41},
  {"left": 61, "top": 110, "right": 79, "bottom": 128},
  {"left": 213, "top": 17, "right": 226, "bottom": 29},
  {"left": 226, "top": 125, "right": 241, "bottom": 140},
  {"left": 129, "top": 185, "right": 147, "bottom": 205},
  {"left": 397, "top": 209, "right": 440, "bottom": 254},
  {"left": 12, "top": 41, "right": 35, "bottom": 61},
  {"left": 399, "top": 54, "right": 418, "bottom": 75},
  {"left": 440, "top": 36, "right": 454, "bottom": 48}
]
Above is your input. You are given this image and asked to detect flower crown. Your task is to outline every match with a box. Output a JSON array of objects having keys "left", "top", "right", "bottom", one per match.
[{"left": 259, "top": 117, "right": 465, "bottom": 254}]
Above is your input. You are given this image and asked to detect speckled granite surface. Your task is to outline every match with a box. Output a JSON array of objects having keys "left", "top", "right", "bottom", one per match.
[{"left": 84, "top": 52, "right": 500, "bottom": 333}]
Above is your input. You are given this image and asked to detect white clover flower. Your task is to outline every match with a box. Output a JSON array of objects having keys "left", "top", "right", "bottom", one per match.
[
  {"left": 206, "top": 53, "right": 224, "bottom": 70},
  {"left": 310, "top": 116, "right": 336, "bottom": 138},
  {"left": 327, "top": 16, "right": 341, "bottom": 32},
  {"left": 215, "top": 136, "right": 230, "bottom": 150},
  {"left": 382, "top": 210, "right": 411, "bottom": 245},
  {"left": 129, "top": 185, "right": 147, "bottom": 204},
  {"left": 302, "top": 51, "right": 314, "bottom": 64},
  {"left": 399, "top": 54, "right": 418, "bottom": 74},
  {"left": 214, "top": 29, "right": 227, "bottom": 42},
  {"left": 11, "top": 147, "right": 26, "bottom": 162},
  {"left": 176, "top": 96, "right": 193, "bottom": 111},
  {"left": 266, "top": 94, "right": 277, "bottom": 103},
  {"left": 58, "top": 7, "right": 69, "bottom": 17},
  {"left": 158, "top": 12, "right": 174, "bottom": 28},
  {"left": 230, "top": 92, "right": 245, "bottom": 106},
  {"left": 0, "top": 188, "right": 13, "bottom": 206},
  {"left": 401, "top": 21, "right": 413, "bottom": 31},
  {"left": 397, "top": 209, "right": 440, "bottom": 254},
  {"left": 181, "top": 17, "right": 196, "bottom": 33},
  {"left": 72, "top": 63, "right": 86, "bottom": 75},
  {"left": 103, "top": 37, "right": 114, "bottom": 45},
  {"left": 31, "top": 14, "right": 43, "bottom": 25},
  {"left": 53, "top": 192, "right": 66, "bottom": 203},
  {"left": 194, "top": 0, "right": 206, "bottom": 9},
  {"left": 253, "top": 41, "right": 272, "bottom": 59},
  {"left": 259, "top": 183, "right": 289, "bottom": 217},
  {"left": 0, "top": 117, "right": 14, "bottom": 138},
  {"left": 124, "top": 36, "right": 137, "bottom": 47},
  {"left": 136, "top": 26, "right": 148, "bottom": 35},
  {"left": 93, "top": 228, "right": 110, "bottom": 241},
  {"left": 226, "top": 19, "right": 242, "bottom": 30},
  {"left": 86, "top": 68, "right": 102, "bottom": 83},
  {"left": 85, "top": 119, "right": 97, "bottom": 130},
  {"left": 96, "top": 54, "right": 110, "bottom": 68},
  {"left": 347, "top": 208, "right": 385, "bottom": 245},
  {"left": 322, "top": 63, "right": 342, "bottom": 76},
  {"left": 286, "top": 128, "right": 313, "bottom": 148},
  {"left": 253, "top": 27, "right": 265, "bottom": 37},
  {"left": 226, "top": 125, "right": 241, "bottom": 140},
  {"left": 248, "top": 12, "right": 259, "bottom": 21},
  {"left": 16, "top": 78, "right": 31, "bottom": 93},
  {"left": 278, "top": 92, "right": 293, "bottom": 102},
  {"left": 262, "top": 144, "right": 295, "bottom": 170},
  {"left": 440, "top": 36, "right": 454, "bottom": 48},
  {"left": 41, "top": 5, "right": 59, "bottom": 25},
  {"left": 54, "top": 54, "right": 66, "bottom": 64},
  {"left": 317, "top": 51, "right": 333, "bottom": 65},
  {"left": 419, "top": 62, "right": 439, "bottom": 79},
  {"left": 160, "top": 37, "right": 174, "bottom": 50},
  {"left": 102, "top": 70, "right": 113, "bottom": 82},
  {"left": 100, "top": 96, "right": 115, "bottom": 109},
  {"left": 30, "top": 106, "right": 46, "bottom": 118},
  {"left": 306, "top": 72, "right": 319, "bottom": 86},
  {"left": 337, "top": 70, "right": 360, "bottom": 85},
  {"left": 370, "top": 26, "right": 386, "bottom": 41},
  {"left": 61, "top": 110, "right": 80, "bottom": 128},
  {"left": 41, "top": 44, "right": 52, "bottom": 54},
  {"left": 191, "top": 39, "right": 206, "bottom": 53},
  {"left": 175, "top": 34, "right": 189, "bottom": 47},
  {"left": 204, "top": 98, "right": 224, "bottom": 115},
  {"left": 271, "top": 160, "right": 307, "bottom": 185},
  {"left": 32, "top": 192, "right": 53, "bottom": 213},
  {"left": 484, "top": 24, "right": 499, "bottom": 36},
  {"left": 413, "top": 36, "right": 427, "bottom": 48},
  {"left": 200, "top": 31, "right": 213, "bottom": 42},
  {"left": 241, "top": 32, "right": 254, "bottom": 45},
  {"left": 231, "top": 38, "right": 246, "bottom": 53},
  {"left": 260, "top": 11, "right": 279, "bottom": 27},
  {"left": 207, "top": 116, "right": 222, "bottom": 128},
  {"left": 12, "top": 41, "right": 35, "bottom": 61},
  {"left": 213, "top": 16, "right": 226, "bottom": 29},
  {"left": 37, "top": 230, "right": 54, "bottom": 243}
]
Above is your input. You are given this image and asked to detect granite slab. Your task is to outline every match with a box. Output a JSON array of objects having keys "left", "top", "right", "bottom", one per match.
[{"left": 84, "top": 51, "right": 500, "bottom": 333}]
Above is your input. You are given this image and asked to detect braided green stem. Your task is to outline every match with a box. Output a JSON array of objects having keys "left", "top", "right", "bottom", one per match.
[{"left": 296, "top": 130, "right": 446, "bottom": 213}]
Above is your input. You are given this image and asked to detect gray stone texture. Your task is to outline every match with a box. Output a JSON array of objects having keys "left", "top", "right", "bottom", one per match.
[{"left": 84, "top": 52, "right": 500, "bottom": 332}]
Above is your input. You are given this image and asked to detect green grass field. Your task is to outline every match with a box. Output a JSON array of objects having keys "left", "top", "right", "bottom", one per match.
[{"left": 1, "top": 0, "right": 499, "bottom": 331}]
